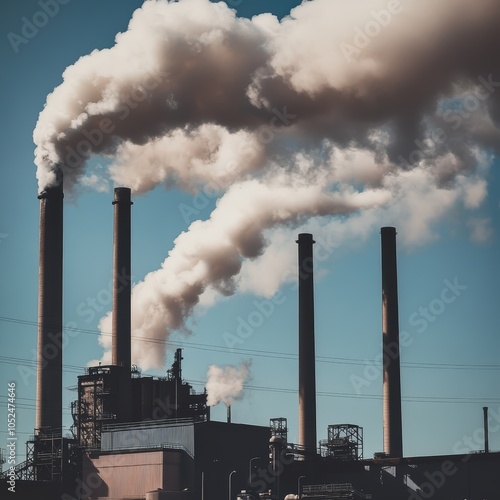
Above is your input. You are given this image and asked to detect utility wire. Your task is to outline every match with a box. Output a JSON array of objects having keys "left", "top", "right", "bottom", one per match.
[{"left": 0, "top": 315, "right": 498, "bottom": 371}]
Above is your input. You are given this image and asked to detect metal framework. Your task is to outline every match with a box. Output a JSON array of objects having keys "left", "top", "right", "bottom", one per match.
[
  {"left": 72, "top": 350, "right": 208, "bottom": 450},
  {"left": 319, "top": 425, "right": 363, "bottom": 461},
  {"left": 33, "top": 432, "right": 64, "bottom": 481},
  {"left": 270, "top": 417, "right": 288, "bottom": 442},
  {"left": 72, "top": 366, "right": 125, "bottom": 449},
  {"left": 16, "top": 430, "right": 79, "bottom": 482},
  {"left": 303, "top": 483, "right": 371, "bottom": 500}
]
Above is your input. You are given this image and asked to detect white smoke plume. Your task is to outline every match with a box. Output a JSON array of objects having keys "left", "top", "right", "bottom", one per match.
[
  {"left": 98, "top": 166, "right": 390, "bottom": 368},
  {"left": 206, "top": 361, "right": 251, "bottom": 406},
  {"left": 32, "top": 0, "right": 500, "bottom": 368}
]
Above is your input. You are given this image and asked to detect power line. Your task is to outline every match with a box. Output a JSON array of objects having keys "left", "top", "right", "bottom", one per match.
[
  {"left": 1, "top": 315, "right": 498, "bottom": 371},
  {"left": 0, "top": 368, "right": 497, "bottom": 407},
  {"left": 186, "top": 379, "right": 500, "bottom": 405}
]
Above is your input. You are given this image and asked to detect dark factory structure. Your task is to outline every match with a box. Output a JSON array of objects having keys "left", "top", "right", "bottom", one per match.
[
  {"left": 72, "top": 348, "right": 209, "bottom": 450},
  {"left": 70, "top": 189, "right": 207, "bottom": 451},
  {"left": 1, "top": 185, "right": 499, "bottom": 500}
]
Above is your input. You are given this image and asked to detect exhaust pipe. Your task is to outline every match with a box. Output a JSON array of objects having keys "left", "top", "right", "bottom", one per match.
[
  {"left": 36, "top": 177, "right": 63, "bottom": 434},
  {"left": 381, "top": 227, "right": 403, "bottom": 458},
  {"left": 297, "top": 233, "right": 317, "bottom": 456}
]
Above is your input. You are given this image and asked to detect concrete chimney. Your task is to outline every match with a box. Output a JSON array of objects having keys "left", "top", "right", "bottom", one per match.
[
  {"left": 112, "top": 187, "right": 132, "bottom": 369},
  {"left": 296, "top": 233, "right": 317, "bottom": 456},
  {"left": 36, "top": 178, "right": 63, "bottom": 434},
  {"left": 381, "top": 227, "right": 403, "bottom": 458}
]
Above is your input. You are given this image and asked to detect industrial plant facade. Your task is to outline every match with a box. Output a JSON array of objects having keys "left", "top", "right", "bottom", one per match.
[{"left": 1, "top": 186, "right": 499, "bottom": 500}]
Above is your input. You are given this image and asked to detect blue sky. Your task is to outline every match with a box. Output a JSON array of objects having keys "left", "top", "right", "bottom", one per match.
[{"left": 0, "top": 0, "right": 499, "bottom": 465}]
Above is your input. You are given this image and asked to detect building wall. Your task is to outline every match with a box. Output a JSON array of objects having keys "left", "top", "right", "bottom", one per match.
[
  {"left": 96, "top": 420, "right": 270, "bottom": 500},
  {"left": 277, "top": 452, "right": 500, "bottom": 500},
  {"left": 194, "top": 421, "right": 271, "bottom": 500},
  {"left": 83, "top": 449, "right": 185, "bottom": 500},
  {"left": 101, "top": 420, "right": 195, "bottom": 456}
]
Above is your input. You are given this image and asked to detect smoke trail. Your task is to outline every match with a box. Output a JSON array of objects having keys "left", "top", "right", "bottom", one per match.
[
  {"left": 98, "top": 169, "right": 391, "bottom": 369},
  {"left": 206, "top": 361, "right": 251, "bottom": 406},
  {"left": 32, "top": 0, "right": 500, "bottom": 368},
  {"left": 33, "top": 0, "right": 500, "bottom": 193}
]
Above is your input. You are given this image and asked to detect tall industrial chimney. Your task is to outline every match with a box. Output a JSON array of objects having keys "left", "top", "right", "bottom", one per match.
[
  {"left": 110, "top": 187, "right": 133, "bottom": 423},
  {"left": 381, "top": 227, "right": 403, "bottom": 458},
  {"left": 483, "top": 406, "right": 489, "bottom": 453},
  {"left": 297, "top": 233, "right": 317, "bottom": 456},
  {"left": 112, "top": 187, "right": 132, "bottom": 369},
  {"left": 36, "top": 177, "right": 63, "bottom": 434}
]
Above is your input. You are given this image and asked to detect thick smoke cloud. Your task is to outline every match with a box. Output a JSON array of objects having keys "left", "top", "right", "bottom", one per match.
[
  {"left": 33, "top": 0, "right": 499, "bottom": 369},
  {"left": 99, "top": 170, "right": 390, "bottom": 369},
  {"left": 206, "top": 361, "right": 251, "bottom": 407}
]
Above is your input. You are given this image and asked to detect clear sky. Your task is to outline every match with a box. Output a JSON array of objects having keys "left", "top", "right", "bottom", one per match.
[{"left": 0, "top": 0, "right": 499, "bottom": 465}]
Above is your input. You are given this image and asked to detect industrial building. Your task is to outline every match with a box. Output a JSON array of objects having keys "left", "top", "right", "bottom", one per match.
[{"left": 1, "top": 180, "right": 499, "bottom": 499}]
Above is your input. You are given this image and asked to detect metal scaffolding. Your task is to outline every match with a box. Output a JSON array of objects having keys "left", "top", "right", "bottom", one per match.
[
  {"left": 270, "top": 417, "right": 288, "bottom": 443},
  {"left": 72, "top": 366, "right": 126, "bottom": 449},
  {"left": 72, "top": 350, "right": 208, "bottom": 450},
  {"left": 20, "top": 429, "right": 79, "bottom": 482},
  {"left": 320, "top": 425, "right": 363, "bottom": 461}
]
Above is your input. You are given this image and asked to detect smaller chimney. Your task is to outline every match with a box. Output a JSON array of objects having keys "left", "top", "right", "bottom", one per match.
[
  {"left": 227, "top": 404, "right": 232, "bottom": 424},
  {"left": 483, "top": 407, "right": 489, "bottom": 453}
]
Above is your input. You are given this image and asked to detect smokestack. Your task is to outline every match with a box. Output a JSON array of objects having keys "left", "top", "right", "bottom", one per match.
[
  {"left": 36, "top": 176, "right": 63, "bottom": 434},
  {"left": 483, "top": 407, "right": 489, "bottom": 453},
  {"left": 112, "top": 187, "right": 132, "bottom": 369},
  {"left": 227, "top": 404, "right": 232, "bottom": 424},
  {"left": 381, "top": 227, "right": 403, "bottom": 458},
  {"left": 296, "top": 233, "right": 317, "bottom": 456}
]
